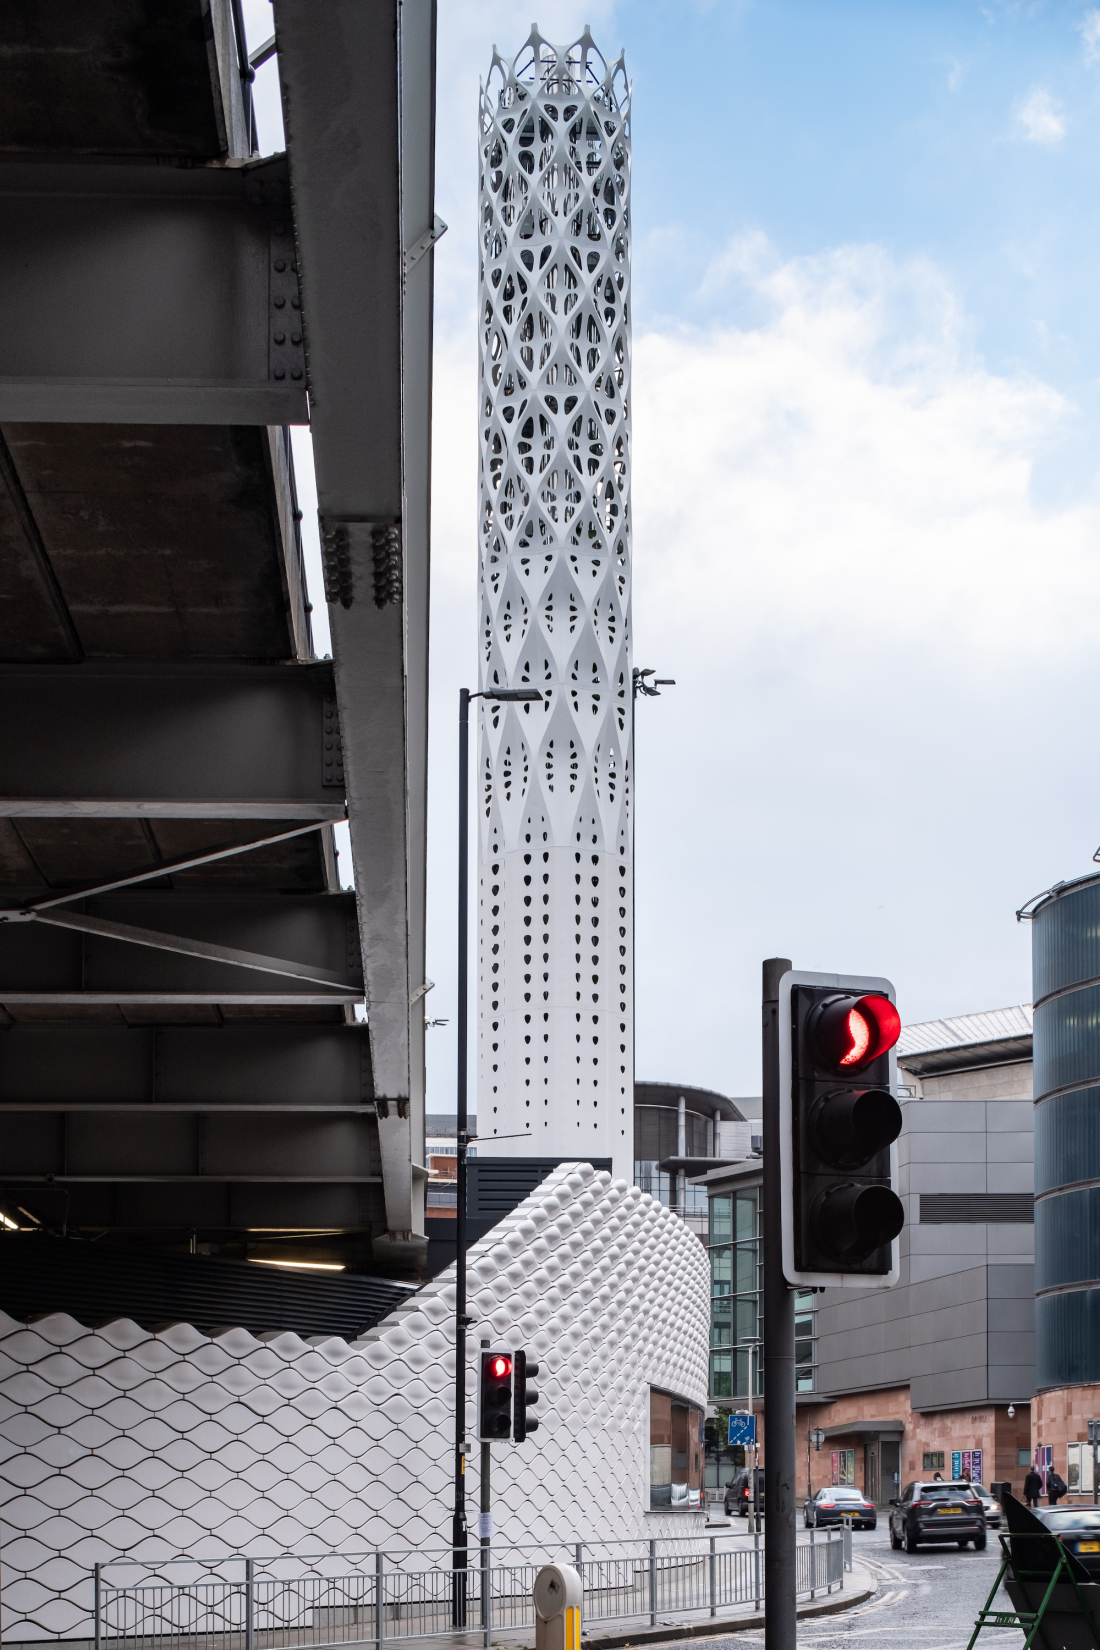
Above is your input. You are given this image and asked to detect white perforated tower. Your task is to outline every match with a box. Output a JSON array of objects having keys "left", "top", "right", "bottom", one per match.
[{"left": 476, "top": 28, "right": 632, "bottom": 1181}]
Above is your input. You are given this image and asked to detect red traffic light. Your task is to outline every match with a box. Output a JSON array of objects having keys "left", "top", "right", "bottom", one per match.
[
  {"left": 490, "top": 1355, "right": 512, "bottom": 1379},
  {"left": 811, "top": 994, "right": 900, "bottom": 1074}
]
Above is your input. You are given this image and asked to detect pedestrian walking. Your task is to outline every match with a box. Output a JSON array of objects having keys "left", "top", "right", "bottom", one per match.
[
  {"left": 1024, "top": 1467, "right": 1043, "bottom": 1508},
  {"left": 1048, "top": 1469, "right": 1067, "bottom": 1506}
]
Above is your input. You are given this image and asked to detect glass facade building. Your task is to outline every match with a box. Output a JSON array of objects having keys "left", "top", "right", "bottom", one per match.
[
  {"left": 706, "top": 1176, "right": 816, "bottom": 1402},
  {"left": 633, "top": 1081, "right": 746, "bottom": 1240}
]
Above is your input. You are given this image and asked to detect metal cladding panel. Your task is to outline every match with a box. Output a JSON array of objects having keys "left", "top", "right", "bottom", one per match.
[
  {"left": 0, "top": 1233, "right": 412, "bottom": 1339},
  {"left": 1037, "top": 1287, "right": 1100, "bottom": 1390},
  {"left": 1035, "top": 1187, "right": 1100, "bottom": 1293},
  {"left": 1033, "top": 874, "right": 1100, "bottom": 1004},
  {"left": 1036, "top": 1087, "right": 1100, "bottom": 1195},
  {"left": 1033, "top": 984, "right": 1100, "bottom": 1102}
]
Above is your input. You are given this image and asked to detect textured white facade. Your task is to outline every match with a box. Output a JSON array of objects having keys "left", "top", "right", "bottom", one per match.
[
  {"left": 476, "top": 30, "right": 633, "bottom": 1179},
  {"left": 0, "top": 1165, "right": 708, "bottom": 1642}
]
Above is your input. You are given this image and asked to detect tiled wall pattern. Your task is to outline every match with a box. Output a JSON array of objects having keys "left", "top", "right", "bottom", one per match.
[{"left": 0, "top": 1164, "right": 709, "bottom": 1642}]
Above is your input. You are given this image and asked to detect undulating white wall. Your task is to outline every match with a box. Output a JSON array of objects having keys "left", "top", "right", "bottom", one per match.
[{"left": 0, "top": 1165, "right": 709, "bottom": 1643}]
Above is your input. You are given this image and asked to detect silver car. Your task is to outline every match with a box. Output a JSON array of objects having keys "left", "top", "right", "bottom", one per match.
[{"left": 967, "top": 1483, "right": 1001, "bottom": 1528}]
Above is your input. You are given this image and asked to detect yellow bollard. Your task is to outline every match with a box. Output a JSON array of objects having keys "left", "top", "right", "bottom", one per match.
[{"left": 534, "top": 1564, "right": 582, "bottom": 1650}]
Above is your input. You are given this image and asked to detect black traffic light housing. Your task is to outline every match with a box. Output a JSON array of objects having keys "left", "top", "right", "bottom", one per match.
[
  {"left": 513, "top": 1349, "right": 540, "bottom": 1442},
  {"left": 779, "top": 970, "right": 904, "bottom": 1288},
  {"left": 477, "top": 1348, "right": 513, "bottom": 1441}
]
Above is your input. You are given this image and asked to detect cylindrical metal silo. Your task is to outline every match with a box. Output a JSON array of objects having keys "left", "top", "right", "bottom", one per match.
[{"left": 1033, "top": 874, "right": 1100, "bottom": 1388}]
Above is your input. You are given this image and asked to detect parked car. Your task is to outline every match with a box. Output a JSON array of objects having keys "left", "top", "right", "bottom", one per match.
[
  {"left": 725, "top": 1467, "right": 764, "bottom": 1517},
  {"left": 968, "top": 1484, "right": 1002, "bottom": 1529},
  {"left": 889, "top": 1480, "right": 986, "bottom": 1552},
  {"left": 1034, "top": 1506, "right": 1100, "bottom": 1577},
  {"left": 804, "top": 1486, "right": 877, "bottom": 1529}
]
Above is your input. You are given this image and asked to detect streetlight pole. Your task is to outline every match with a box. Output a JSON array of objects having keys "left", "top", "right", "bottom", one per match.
[
  {"left": 452, "top": 686, "right": 543, "bottom": 1626},
  {"left": 630, "top": 667, "right": 674, "bottom": 1195}
]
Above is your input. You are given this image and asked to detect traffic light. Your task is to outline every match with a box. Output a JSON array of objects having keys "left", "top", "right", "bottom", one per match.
[
  {"left": 513, "top": 1349, "right": 540, "bottom": 1442},
  {"left": 478, "top": 1348, "right": 513, "bottom": 1440},
  {"left": 779, "top": 970, "right": 904, "bottom": 1288}
]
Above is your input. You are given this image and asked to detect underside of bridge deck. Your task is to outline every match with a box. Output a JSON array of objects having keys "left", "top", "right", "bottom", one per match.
[{"left": 0, "top": 0, "right": 436, "bottom": 1282}]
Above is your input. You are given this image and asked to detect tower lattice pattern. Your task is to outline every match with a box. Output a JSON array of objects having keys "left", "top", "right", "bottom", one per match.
[{"left": 476, "top": 29, "right": 632, "bottom": 1179}]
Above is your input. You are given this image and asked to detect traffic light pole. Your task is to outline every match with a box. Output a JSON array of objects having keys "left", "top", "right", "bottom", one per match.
[
  {"left": 763, "top": 957, "right": 796, "bottom": 1650},
  {"left": 453, "top": 688, "right": 471, "bottom": 1627}
]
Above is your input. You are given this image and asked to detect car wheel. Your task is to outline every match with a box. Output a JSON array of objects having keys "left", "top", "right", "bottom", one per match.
[
  {"left": 905, "top": 1530, "right": 919, "bottom": 1554},
  {"left": 890, "top": 1526, "right": 902, "bottom": 1550},
  {"left": 973, "top": 1532, "right": 986, "bottom": 1552},
  {"left": 957, "top": 1540, "right": 968, "bottom": 1549}
]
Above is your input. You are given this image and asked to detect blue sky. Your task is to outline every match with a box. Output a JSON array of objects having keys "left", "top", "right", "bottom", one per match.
[{"left": 245, "top": 1, "right": 1100, "bottom": 1101}]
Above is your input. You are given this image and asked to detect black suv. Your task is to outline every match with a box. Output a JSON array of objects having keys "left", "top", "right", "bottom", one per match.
[
  {"left": 889, "top": 1480, "right": 986, "bottom": 1552},
  {"left": 725, "top": 1467, "right": 765, "bottom": 1518}
]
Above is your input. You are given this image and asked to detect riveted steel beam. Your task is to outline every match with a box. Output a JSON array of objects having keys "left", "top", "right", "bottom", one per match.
[
  {"left": 275, "top": 0, "right": 435, "bottom": 1252},
  {"left": 0, "top": 663, "right": 345, "bottom": 818},
  {"left": 0, "top": 159, "right": 307, "bottom": 424}
]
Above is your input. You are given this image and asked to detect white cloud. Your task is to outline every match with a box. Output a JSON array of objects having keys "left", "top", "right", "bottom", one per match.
[
  {"left": 633, "top": 240, "right": 1091, "bottom": 666},
  {"left": 426, "top": 234, "right": 1100, "bottom": 1099},
  {"left": 1081, "top": 8, "right": 1100, "bottom": 65},
  {"left": 1014, "top": 86, "right": 1066, "bottom": 144}
]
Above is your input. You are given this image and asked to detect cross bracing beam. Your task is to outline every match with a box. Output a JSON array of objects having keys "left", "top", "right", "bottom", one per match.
[
  {"left": 23, "top": 823, "right": 336, "bottom": 911},
  {"left": 27, "top": 909, "right": 354, "bottom": 989},
  {"left": 0, "top": 160, "right": 306, "bottom": 425},
  {"left": 0, "top": 1024, "right": 372, "bottom": 1109},
  {"left": 0, "top": 664, "right": 345, "bottom": 818},
  {"left": 0, "top": 892, "right": 362, "bottom": 1002}
]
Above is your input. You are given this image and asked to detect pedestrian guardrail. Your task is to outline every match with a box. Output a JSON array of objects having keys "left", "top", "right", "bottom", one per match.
[{"left": 92, "top": 1532, "right": 844, "bottom": 1650}]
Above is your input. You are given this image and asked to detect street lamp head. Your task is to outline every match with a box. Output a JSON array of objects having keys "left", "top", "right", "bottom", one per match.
[{"left": 481, "top": 688, "right": 544, "bottom": 701}]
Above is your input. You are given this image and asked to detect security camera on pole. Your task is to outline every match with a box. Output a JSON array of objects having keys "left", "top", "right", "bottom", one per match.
[{"left": 762, "top": 961, "right": 904, "bottom": 1650}]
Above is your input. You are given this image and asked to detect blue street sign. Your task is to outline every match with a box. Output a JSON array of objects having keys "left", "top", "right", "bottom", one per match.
[{"left": 728, "top": 1412, "right": 756, "bottom": 1447}]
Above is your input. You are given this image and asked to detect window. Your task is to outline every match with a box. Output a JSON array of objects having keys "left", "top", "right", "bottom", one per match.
[
  {"left": 709, "top": 1185, "right": 815, "bottom": 1399},
  {"left": 1018, "top": 1448, "right": 1032, "bottom": 1468},
  {"left": 650, "top": 1389, "right": 704, "bottom": 1510},
  {"left": 831, "top": 1448, "right": 855, "bottom": 1486},
  {"left": 710, "top": 1195, "right": 732, "bottom": 1245},
  {"left": 923, "top": 1452, "right": 945, "bottom": 1471},
  {"left": 794, "top": 1290, "right": 815, "bottom": 1393}
]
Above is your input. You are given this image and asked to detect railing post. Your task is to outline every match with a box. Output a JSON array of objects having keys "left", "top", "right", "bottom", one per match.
[
  {"left": 375, "top": 1551, "right": 384, "bottom": 1650},
  {"left": 574, "top": 1542, "right": 583, "bottom": 1638},
  {"left": 245, "top": 1558, "right": 254, "bottom": 1650},
  {"left": 809, "top": 1521, "right": 815, "bottom": 1598},
  {"left": 481, "top": 1539, "right": 490, "bottom": 1649},
  {"left": 648, "top": 1538, "right": 656, "bottom": 1627},
  {"left": 708, "top": 1535, "right": 716, "bottom": 1617},
  {"left": 94, "top": 1563, "right": 102, "bottom": 1650},
  {"left": 753, "top": 1526, "right": 761, "bottom": 1613}
]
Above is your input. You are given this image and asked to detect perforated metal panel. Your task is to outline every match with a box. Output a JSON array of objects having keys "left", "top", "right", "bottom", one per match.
[{"left": 475, "top": 29, "right": 632, "bottom": 1179}]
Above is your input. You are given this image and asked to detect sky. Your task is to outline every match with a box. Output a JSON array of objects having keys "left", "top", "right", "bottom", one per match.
[{"left": 242, "top": 0, "right": 1100, "bottom": 1104}]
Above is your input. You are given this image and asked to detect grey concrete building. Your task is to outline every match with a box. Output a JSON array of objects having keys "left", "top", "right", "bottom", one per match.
[{"left": 816, "top": 1005, "right": 1035, "bottom": 1411}]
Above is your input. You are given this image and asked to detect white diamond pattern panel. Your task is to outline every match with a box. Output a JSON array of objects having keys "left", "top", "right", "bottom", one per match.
[
  {"left": 0, "top": 1167, "right": 707, "bottom": 1642},
  {"left": 476, "top": 29, "right": 633, "bottom": 1179}
]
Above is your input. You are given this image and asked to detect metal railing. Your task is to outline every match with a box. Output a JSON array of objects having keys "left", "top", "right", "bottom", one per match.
[{"left": 93, "top": 1532, "right": 843, "bottom": 1650}]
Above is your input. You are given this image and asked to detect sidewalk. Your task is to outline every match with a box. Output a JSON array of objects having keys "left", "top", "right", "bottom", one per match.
[{"left": 363, "top": 1560, "right": 878, "bottom": 1650}]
